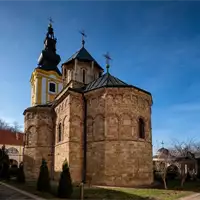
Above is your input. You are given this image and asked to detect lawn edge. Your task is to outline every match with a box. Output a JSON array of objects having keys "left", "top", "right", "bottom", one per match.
[{"left": 177, "top": 193, "right": 200, "bottom": 200}]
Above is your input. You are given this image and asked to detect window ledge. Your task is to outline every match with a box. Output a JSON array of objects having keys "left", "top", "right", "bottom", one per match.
[
  {"left": 49, "top": 91, "right": 56, "bottom": 94},
  {"left": 138, "top": 138, "right": 146, "bottom": 141}
]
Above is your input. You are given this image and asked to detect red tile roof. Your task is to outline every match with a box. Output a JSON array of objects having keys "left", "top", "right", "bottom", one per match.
[{"left": 0, "top": 129, "right": 24, "bottom": 146}]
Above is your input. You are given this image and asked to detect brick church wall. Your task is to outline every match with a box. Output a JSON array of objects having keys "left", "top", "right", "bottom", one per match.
[
  {"left": 23, "top": 86, "right": 153, "bottom": 187},
  {"left": 54, "top": 92, "right": 83, "bottom": 183},
  {"left": 85, "top": 87, "right": 153, "bottom": 186},
  {"left": 23, "top": 107, "right": 54, "bottom": 180},
  {"left": 68, "top": 92, "right": 83, "bottom": 183},
  {"left": 85, "top": 88, "right": 106, "bottom": 185},
  {"left": 104, "top": 87, "right": 153, "bottom": 186},
  {"left": 54, "top": 95, "right": 70, "bottom": 180}
]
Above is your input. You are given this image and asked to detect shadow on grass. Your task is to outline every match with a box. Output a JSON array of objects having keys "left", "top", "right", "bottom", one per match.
[
  {"left": 154, "top": 179, "right": 200, "bottom": 193},
  {"left": 4, "top": 180, "right": 157, "bottom": 200},
  {"left": 72, "top": 187, "right": 156, "bottom": 200}
]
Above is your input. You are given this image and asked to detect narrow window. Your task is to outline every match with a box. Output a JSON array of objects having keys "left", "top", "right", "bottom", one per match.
[
  {"left": 99, "top": 72, "right": 102, "bottom": 78},
  {"left": 64, "top": 68, "right": 67, "bottom": 77},
  {"left": 25, "top": 132, "right": 29, "bottom": 145},
  {"left": 138, "top": 118, "right": 145, "bottom": 139},
  {"left": 83, "top": 69, "right": 86, "bottom": 83},
  {"left": 49, "top": 82, "right": 56, "bottom": 93},
  {"left": 58, "top": 123, "right": 62, "bottom": 142}
]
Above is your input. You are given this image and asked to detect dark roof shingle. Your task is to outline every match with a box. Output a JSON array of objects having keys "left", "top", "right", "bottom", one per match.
[
  {"left": 63, "top": 47, "right": 103, "bottom": 70},
  {"left": 83, "top": 72, "right": 131, "bottom": 92}
]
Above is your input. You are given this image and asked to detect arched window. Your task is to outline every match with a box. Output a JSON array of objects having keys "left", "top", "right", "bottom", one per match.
[
  {"left": 58, "top": 123, "right": 62, "bottom": 142},
  {"left": 82, "top": 69, "right": 86, "bottom": 83},
  {"left": 7, "top": 147, "right": 19, "bottom": 155},
  {"left": 138, "top": 118, "right": 145, "bottom": 139}
]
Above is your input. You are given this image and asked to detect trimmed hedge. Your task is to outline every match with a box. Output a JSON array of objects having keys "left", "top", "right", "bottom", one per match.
[
  {"left": 57, "top": 159, "right": 73, "bottom": 198},
  {"left": 37, "top": 158, "right": 50, "bottom": 192}
]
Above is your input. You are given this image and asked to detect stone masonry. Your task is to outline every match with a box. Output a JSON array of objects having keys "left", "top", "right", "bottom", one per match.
[
  {"left": 23, "top": 84, "right": 153, "bottom": 186},
  {"left": 23, "top": 107, "right": 54, "bottom": 180},
  {"left": 23, "top": 27, "right": 153, "bottom": 186},
  {"left": 85, "top": 87, "right": 153, "bottom": 186}
]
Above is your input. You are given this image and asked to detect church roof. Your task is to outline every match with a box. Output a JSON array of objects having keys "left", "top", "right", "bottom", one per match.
[
  {"left": 36, "top": 65, "right": 62, "bottom": 76},
  {"left": 63, "top": 47, "right": 103, "bottom": 70},
  {"left": 37, "top": 23, "right": 62, "bottom": 76},
  {"left": 83, "top": 72, "right": 151, "bottom": 95},
  {"left": 83, "top": 72, "right": 131, "bottom": 92},
  {"left": 0, "top": 129, "right": 24, "bottom": 146},
  {"left": 157, "top": 147, "right": 169, "bottom": 154}
]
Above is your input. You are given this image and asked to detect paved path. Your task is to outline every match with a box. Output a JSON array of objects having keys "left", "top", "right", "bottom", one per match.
[
  {"left": 0, "top": 183, "right": 34, "bottom": 200},
  {"left": 179, "top": 193, "right": 200, "bottom": 200},
  {"left": 0, "top": 182, "right": 42, "bottom": 200}
]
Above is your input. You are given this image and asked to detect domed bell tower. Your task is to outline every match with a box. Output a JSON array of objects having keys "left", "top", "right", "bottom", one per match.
[
  {"left": 30, "top": 19, "right": 63, "bottom": 106},
  {"left": 61, "top": 30, "right": 104, "bottom": 89}
]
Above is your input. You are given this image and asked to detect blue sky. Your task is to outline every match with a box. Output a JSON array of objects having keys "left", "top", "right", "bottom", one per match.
[{"left": 0, "top": 1, "right": 200, "bottom": 152}]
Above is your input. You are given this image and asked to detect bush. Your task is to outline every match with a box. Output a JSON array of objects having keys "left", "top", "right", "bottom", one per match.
[
  {"left": 0, "top": 161, "right": 10, "bottom": 180},
  {"left": 166, "top": 171, "right": 178, "bottom": 180},
  {"left": 37, "top": 158, "right": 50, "bottom": 192},
  {"left": 153, "top": 170, "right": 162, "bottom": 182},
  {"left": 0, "top": 146, "right": 10, "bottom": 180},
  {"left": 9, "top": 165, "right": 18, "bottom": 178},
  {"left": 57, "top": 159, "right": 73, "bottom": 198},
  {"left": 17, "top": 162, "right": 25, "bottom": 183}
]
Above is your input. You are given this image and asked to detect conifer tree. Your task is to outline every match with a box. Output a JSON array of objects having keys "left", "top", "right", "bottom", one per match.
[
  {"left": 37, "top": 158, "right": 50, "bottom": 192},
  {"left": 57, "top": 159, "right": 73, "bottom": 198},
  {"left": 0, "top": 145, "right": 10, "bottom": 180},
  {"left": 17, "top": 162, "right": 25, "bottom": 183}
]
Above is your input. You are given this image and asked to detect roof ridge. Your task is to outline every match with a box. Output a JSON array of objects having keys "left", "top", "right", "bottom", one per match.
[
  {"left": 100, "top": 73, "right": 109, "bottom": 86},
  {"left": 86, "top": 78, "right": 98, "bottom": 90},
  {"left": 62, "top": 46, "right": 103, "bottom": 70},
  {"left": 107, "top": 73, "right": 116, "bottom": 85},
  {"left": 109, "top": 73, "right": 128, "bottom": 85},
  {"left": 84, "top": 72, "right": 130, "bottom": 92}
]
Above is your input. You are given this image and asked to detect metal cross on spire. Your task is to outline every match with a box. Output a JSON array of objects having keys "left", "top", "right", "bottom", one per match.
[
  {"left": 48, "top": 17, "right": 54, "bottom": 27},
  {"left": 103, "top": 52, "right": 112, "bottom": 73},
  {"left": 79, "top": 30, "right": 87, "bottom": 47},
  {"left": 161, "top": 141, "right": 164, "bottom": 148}
]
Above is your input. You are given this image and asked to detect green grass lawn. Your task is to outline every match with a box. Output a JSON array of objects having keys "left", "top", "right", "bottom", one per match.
[{"left": 2, "top": 179, "right": 200, "bottom": 200}]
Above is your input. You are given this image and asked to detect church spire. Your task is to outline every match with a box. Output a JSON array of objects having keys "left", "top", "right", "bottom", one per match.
[
  {"left": 37, "top": 18, "right": 61, "bottom": 70},
  {"left": 31, "top": 19, "right": 62, "bottom": 106},
  {"left": 43, "top": 18, "right": 57, "bottom": 53},
  {"left": 103, "top": 52, "right": 111, "bottom": 73},
  {"left": 46, "top": 17, "right": 55, "bottom": 40}
]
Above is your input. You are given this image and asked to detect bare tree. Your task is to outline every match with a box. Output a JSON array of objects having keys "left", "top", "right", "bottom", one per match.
[
  {"left": 154, "top": 151, "right": 172, "bottom": 189},
  {"left": 0, "top": 118, "right": 22, "bottom": 132},
  {"left": 170, "top": 139, "right": 198, "bottom": 187},
  {"left": 10, "top": 121, "right": 22, "bottom": 132},
  {"left": 192, "top": 142, "right": 200, "bottom": 154},
  {"left": 170, "top": 139, "right": 194, "bottom": 155},
  {"left": 0, "top": 119, "right": 10, "bottom": 130}
]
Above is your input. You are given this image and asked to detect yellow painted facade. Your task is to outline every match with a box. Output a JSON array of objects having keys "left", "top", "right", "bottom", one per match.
[{"left": 30, "top": 68, "right": 62, "bottom": 106}]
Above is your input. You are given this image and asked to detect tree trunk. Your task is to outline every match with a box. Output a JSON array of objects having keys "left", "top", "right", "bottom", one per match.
[
  {"left": 162, "top": 176, "right": 168, "bottom": 189},
  {"left": 181, "top": 175, "right": 186, "bottom": 187}
]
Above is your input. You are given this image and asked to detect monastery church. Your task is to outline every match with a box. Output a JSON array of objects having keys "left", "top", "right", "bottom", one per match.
[{"left": 23, "top": 21, "right": 153, "bottom": 186}]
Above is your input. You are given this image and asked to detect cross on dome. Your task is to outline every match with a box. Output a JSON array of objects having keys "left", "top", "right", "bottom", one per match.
[
  {"left": 103, "top": 52, "right": 112, "bottom": 73},
  {"left": 79, "top": 30, "right": 87, "bottom": 47}
]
